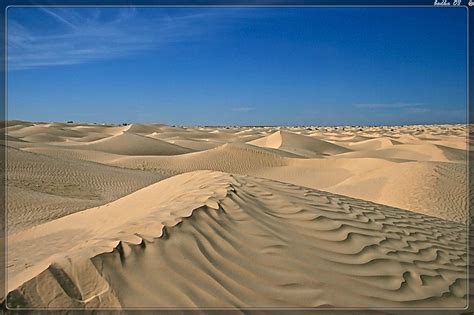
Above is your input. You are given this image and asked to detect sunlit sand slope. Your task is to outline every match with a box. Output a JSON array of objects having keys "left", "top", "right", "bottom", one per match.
[
  {"left": 7, "top": 171, "right": 467, "bottom": 309},
  {"left": 59, "top": 131, "right": 193, "bottom": 156},
  {"left": 252, "top": 159, "right": 467, "bottom": 223},
  {"left": 249, "top": 130, "right": 350, "bottom": 157}
]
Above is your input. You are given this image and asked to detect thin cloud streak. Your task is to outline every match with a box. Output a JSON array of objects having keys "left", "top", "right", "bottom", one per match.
[
  {"left": 38, "top": 7, "right": 79, "bottom": 30},
  {"left": 354, "top": 102, "right": 425, "bottom": 109},
  {"left": 7, "top": 8, "right": 228, "bottom": 70},
  {"left": 231, "top": 107, "right": 255, "bottom": 112},
  {"left": 404, "top": 107, "right": 431, "bottom": 113}
]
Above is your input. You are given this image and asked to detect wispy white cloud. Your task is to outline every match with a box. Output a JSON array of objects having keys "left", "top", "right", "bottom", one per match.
[
  {"left": 354, "top": 102, "right": 425, "bottom": 109},
  {"left": 231, "top": 107, "right": 255, "bottom": 112},
  {"left": 404, "top": 107, "right": 430, "bottom": 113},
  {"left": 38, "top": 7, "right": 80, "bottom": 30},
  {"left": 7, "top": 8, "right": 225, "bottom": 70}
]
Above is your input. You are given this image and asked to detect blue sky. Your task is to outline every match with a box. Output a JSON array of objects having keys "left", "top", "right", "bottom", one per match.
[{"left": 7, "top": 7, "right": 467, "bottom": 126}]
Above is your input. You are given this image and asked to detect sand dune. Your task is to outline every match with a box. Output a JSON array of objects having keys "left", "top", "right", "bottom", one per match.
[
  {"left": 124, "top": 123, "right": 168, "bottom": 134},
  {"left": 68, "top": 124, "right": 129, "bottom": 136},
  {"left": 163, "top": 138, "right": 224, "bottom": 151},
  {"left": 345, "top": 137, "right": 402, "bottom": 150},
  {"left": 6, "top": 122, "right": 466, "bottom": 223},
  {"left": 249, "top": 159, "right": 467, "bottom": 223},
  {"left": 6, "top": 146, "right": 163, "bottom": 233},
  {"left": 336, "top": 143, "right": 466, "bottom": 163},
  {"left": 249, "top": 157, "right": 397, "bottom": 190},
  {"left": 7, "top": 124, "right": 85, "bottom": 139},
  {"left": 249, "top": 130, "right": 350, "bottom": 157},
  {"left": 326, "top": 161, "right": 467, "bottom": 223},
  {"left": 148, "top": 129, "right": 237, "bottom": 142},
  {"left": 0, "top": 119, "right": 33, "bottom": 129},
  {"left": 5, "top": 121, "right": 468, "bottom": 309},
  {"left": 110, "top": 142, "right": 289, "bottom": 173},
  {"left": 21, "top": 146, "right": 127, "bottom": 165},
  {"left": 57, "top": 131, "right": 193, "bottom": 156},
  {"left": 3, "top": 134, "right": 26, "bottom": 143},
  {"left": 7, "top": 171, "right": 467, "bottom": 308}
]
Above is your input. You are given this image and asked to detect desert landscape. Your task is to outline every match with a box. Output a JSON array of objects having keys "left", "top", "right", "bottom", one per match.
[{"left": 3, "top": 120, "right": 469, "bottom": 309}]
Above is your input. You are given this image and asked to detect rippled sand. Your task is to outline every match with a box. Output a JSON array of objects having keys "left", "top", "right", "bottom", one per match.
[{"left": 3, "top": 121, "right": 469, "bottom": 309}]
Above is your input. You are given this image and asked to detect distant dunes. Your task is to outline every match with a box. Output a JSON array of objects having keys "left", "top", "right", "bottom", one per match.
[
  {"left": 61, "top": 131, "right": 193, "bottom": 156},
  {"left": 4, "top": 121, "right": 468, "bottom": 309},
  {"left": 109, "top": 142, "right": 289, "bottom": 174},
  {"left": 3, "top": 122, "right": 468, "bottom": 225},
  {"left": 249, "top": 130, "right": 350, "bottom": 157}
]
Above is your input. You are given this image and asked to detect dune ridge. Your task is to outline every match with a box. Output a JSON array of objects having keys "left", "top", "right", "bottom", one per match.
[
  {"left": 109, "top": 142, "right": 290, "bottom": 174},
  {"left": 55, "top": 131, "right": 193, "bottom": 156},
  {"left": 249, "top": 130, "right": 350, "bottom": 157},
  {"left": 6, "top": 171, "right": 467, "bottom": 308}
]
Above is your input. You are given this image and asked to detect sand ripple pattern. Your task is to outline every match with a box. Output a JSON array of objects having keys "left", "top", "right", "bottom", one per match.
[
  {"left": 6, "top": 146, "right": 163, "bottom": 232},
  {"left": 6, "top": 171, "right": 467, "bottom": 309}
]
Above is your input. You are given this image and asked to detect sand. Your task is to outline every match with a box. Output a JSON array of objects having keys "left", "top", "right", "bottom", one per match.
[
  {"left": 4, "top": 121, "right": 469, "bottom": 309},
  {"left": 5, "top": 146, "right": 165, "bottom": 233}
]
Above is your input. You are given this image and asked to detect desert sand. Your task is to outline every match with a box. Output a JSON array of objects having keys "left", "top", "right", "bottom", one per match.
[{"left": 3, "top": 121, "right": 469, "bottom": 309}]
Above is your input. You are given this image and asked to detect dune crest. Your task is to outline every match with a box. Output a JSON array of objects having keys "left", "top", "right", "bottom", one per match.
[
  {"left": 109, "top": 142, "right": 290, "bottom": 173},
  {"left": 58, "top": 131, "right": 193, "bottom": 156},
  {"left": 249, "top": 130, "right": 350, "bottom": 157}
]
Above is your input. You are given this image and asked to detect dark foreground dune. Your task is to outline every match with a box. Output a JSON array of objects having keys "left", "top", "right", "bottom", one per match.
[{"left": 7, "top": 171, "right": 467, "bottom": 309}]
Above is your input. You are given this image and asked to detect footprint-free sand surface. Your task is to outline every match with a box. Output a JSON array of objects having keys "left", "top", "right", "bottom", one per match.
[{"left": 3, "top": 121, "right": 469, "bottom": 309}]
